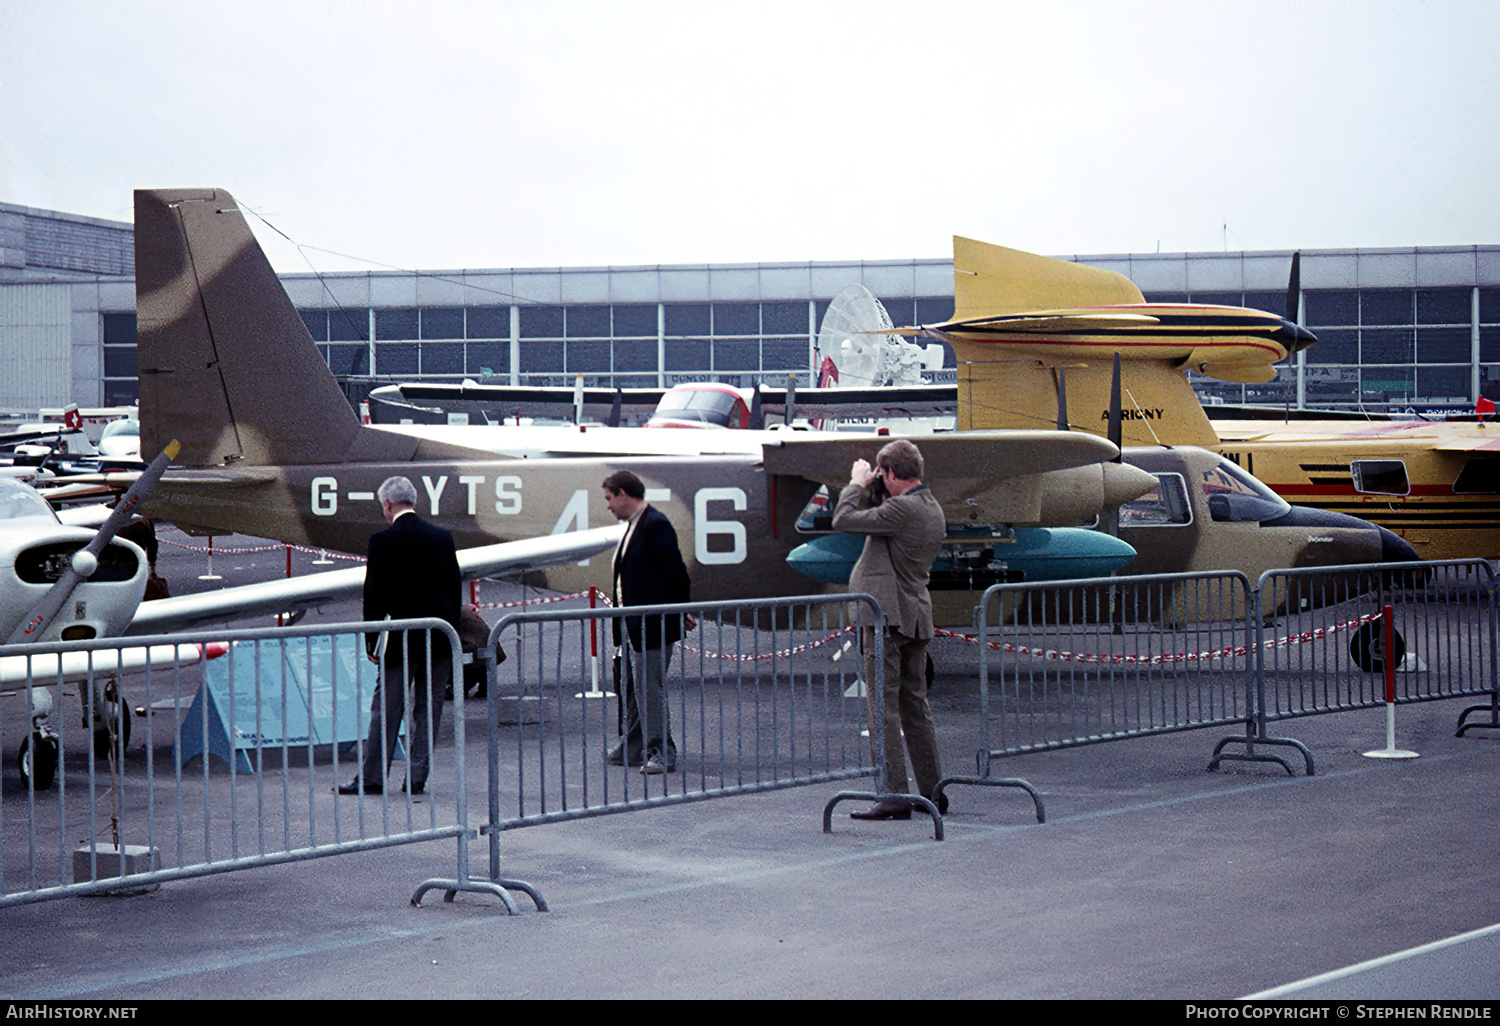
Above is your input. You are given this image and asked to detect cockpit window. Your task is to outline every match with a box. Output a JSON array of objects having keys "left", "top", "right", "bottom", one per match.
[
  {"left": 1351, "top": 459, "right": 1410, "bottom": 496},
  {"left": 0, "top": 478, "right": 59, "bottom": 523},
  {"left": 100, "top": 419, "right": 140, "bottom": 440},
  {"left": 649, "top": 388, "right": 746, "bottom": 427},
  {"left": 1201, "top": 459, "right": 1292, "bottom": 523},
  {"left": 1120, "top": 473, "right": 1192, "bottom": 526}
]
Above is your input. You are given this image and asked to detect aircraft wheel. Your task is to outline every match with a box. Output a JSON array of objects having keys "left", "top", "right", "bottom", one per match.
[
  {"left": 1350, "top": 622, "right": 1406, "bottom": 674},
  {"left": 18, "top": 732, "right": 58, "bottom": 791}
]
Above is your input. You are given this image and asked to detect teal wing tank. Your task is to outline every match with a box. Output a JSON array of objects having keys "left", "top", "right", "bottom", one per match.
[{"left": 787, "top": 528, "right": 1136, "bottom": 587}]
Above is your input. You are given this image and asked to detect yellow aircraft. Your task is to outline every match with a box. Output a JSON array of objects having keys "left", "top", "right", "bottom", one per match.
[{"left": 906, "top": 237, "right": 1500, "bottom": 561}]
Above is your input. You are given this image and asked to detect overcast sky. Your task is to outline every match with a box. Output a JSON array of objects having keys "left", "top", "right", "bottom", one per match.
[{"left": 3, "top": 0, "right": 1496, "bottom": 275}]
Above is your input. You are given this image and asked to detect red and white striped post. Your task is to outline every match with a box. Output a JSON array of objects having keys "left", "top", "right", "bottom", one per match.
[
  {"left": 577, "top": 585, "right": 612, "bottom": 698},
  {"left": 1364, "top": 604, "right": 1419, "bottom": 759},
  {"left": 197, "top": 536, "right": 222, "bottom": 581}
]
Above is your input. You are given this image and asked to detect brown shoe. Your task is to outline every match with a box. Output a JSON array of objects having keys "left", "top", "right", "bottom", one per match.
[{"left": 849, "top": 800, "right": 913, "bottom": 821}]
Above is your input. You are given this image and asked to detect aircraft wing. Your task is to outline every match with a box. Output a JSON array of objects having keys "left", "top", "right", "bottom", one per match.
[
  {"left": 1, "top": 643, "right": 226, "bottom": 688},
  {"left": 1433, "top": 437, "right": 1500, "bottom": 454},
  {"left": 762, "top": 429, "right": 1142, "bottom": 526},
  {"left": 373, "top": 382, "right": 958, "bottom": 426},
  {"left": 763, "top": 430, "right": 1117, "bottom": 485},
  {"left": 368, "top": 382, "right": 666, "bottom": 425},
  {"left": 125, "top": 524, "right": 625, "bottom": 636},
  {"left": 754, "top": 385, "right": 955, "bottom": 420}
]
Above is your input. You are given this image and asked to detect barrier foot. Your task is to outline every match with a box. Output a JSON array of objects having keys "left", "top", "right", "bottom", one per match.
[
  {"left": 1208, "top": 734, "right": 1313, "bottom": 777},
  {"left": 491, "top": 877, "right": 549, "bottom": 912},
  {"left": 934, "top": 775, "right": 1045, "bottom": 824},
  {"left": 822, "top": 790, "right": 943, "bottom": 841},
  {"left": 410, "top": 876, "right": 543, "bottom": 915},
  {"left": 1455, "top": 702, "right": 1500, "bottom": 737}
]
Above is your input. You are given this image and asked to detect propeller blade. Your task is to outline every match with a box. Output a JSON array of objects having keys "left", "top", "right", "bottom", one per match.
[
  {"left": 1108, "top": 353, "right": 1123, "bottom": 455},
  {"left": 1105, "top": 355, "right": 1123, "bottom": 538},
  {"left": 1055, "top": 366, "right": 1069, "bottom": 431},
  {"left": 785, "top": 373, "right": 797, "bottom": 425},
  {"left": 1286, "top": 251, "right": 1301, "bottom": 323},
  {"left": 607, "top": 388, "right": 623, "bottom": 428},
  {"left": 748, "top": 384, "right": 765, "bottom": 431}
]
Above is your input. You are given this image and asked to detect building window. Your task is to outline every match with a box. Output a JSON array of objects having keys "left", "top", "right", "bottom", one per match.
[
  {"left": 377, "top": 307, "right": 419, "bottom": 340},
  {"left": 665, "top": 304, "right": 710, "bottom": 337},
  {"left": 1417, "top": 288, "right": 1471, "bottom": 325},
  {"left": 102, "top": 313, "right": 138, "bottom": 406},
  {"left": 1361, "top": 290, "right": 1414, "bottom": 326},
  {"left": 612, "top": 304, "right": 657, "bottom": 337},
  {"left": 566, "top": 306, "right": 610, "bottom": 338},
  {"left": 421, "top": 307, "right": 465, "bottom": 340},
  {"left": 712, "top": 303, "right": 758, "bottom": 336},
  {"left": 520, "top": 306, "right": 564, "bottom": 339},
  {"left": 1304, "top": 290, "right": 1359, "bottom": 326},
  {"left": 467, "top": 306, "right": 509, "bottom": 339},
  {"left": 328, "top": 308, "right": 369, "bottom": 342}
]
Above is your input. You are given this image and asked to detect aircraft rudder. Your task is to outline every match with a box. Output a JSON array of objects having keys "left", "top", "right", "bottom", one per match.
[
  {"left": 135, "top": 188, "right": 363, "bottom": 468},
  {"left": 951, "top": 236, "right": 1145, "bottom": 321}
]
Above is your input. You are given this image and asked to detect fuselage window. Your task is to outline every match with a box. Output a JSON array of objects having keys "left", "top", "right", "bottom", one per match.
[
  {"left": 1452, "top": 458, "right": 1500, "bottom": 494},
  {"left": 1351, "top": 460, "right": 1410, "bottom": 496},
  {"left": 1119, "top": 473, "right": 1192, "bottom": 527}
]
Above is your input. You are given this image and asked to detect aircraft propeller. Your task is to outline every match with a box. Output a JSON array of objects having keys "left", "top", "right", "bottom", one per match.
[{"left": 6, "top": 440, "right": 180, "bottom": 645}]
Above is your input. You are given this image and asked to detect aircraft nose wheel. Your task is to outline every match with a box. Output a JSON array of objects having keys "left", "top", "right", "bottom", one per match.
[
  {"left": 18, "top": 731, "right": 59, "bottom": 790},
  {"left": 1350, "top": 622, "right": 1406, "bottom": 674}
]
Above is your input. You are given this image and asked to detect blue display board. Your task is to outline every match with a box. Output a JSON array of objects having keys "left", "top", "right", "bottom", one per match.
[{"left": 176, "top": 635, "right": 403, "bottom": 773}]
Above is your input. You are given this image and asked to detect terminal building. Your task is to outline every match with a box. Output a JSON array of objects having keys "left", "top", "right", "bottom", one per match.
[{"left": 2, "top": 199, "right": 1497, "bottom": 414}]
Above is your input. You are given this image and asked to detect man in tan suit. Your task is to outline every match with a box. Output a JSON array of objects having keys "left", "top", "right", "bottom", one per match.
[{"left": 832, "top": 439, "right": 948, "bottom": 821}]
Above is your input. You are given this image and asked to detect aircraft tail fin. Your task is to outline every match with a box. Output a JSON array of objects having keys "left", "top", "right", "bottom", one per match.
[
  {"left": 958, "top": 358, "right": 1218, "bottom": 447},
  {"left": 951, "top": 236, "right": 1144, "bottom": 322},
  {"left": 941, "top": 237, "right": 1216, "bottom": 447},
  {"left": 135, "top": 188, "right": 486, "bottom": 467}
]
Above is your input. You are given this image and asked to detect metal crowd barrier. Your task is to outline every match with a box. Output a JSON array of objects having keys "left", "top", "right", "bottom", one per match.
[
  {"left": 969, "top": 560, "right": 1499, "bottom": 788},
  {"left": 465, "top": 593, "right": 884, "bottom": 894},
  {"left": 0, "top": 619, "right": 485, "bottom": 909},
  {"left": 1254, "top": 559, "right": 1499, "bottom": 736}
]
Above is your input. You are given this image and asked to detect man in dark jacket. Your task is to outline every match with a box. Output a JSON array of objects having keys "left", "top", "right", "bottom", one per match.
[
  {"left": 339, "top": 476, "right": 462, "bottom": 796},
  {"left": 602, "top": 469, "right": 692, "bottom": 775}
]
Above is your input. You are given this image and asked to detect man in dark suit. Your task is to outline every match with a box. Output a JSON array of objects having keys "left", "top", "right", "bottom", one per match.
[
  {"left": 339, "top": 475, "right": 462, "bottom": 796},
  {"left": 602, "top": 469, "right": 692, "bottom": 775}
]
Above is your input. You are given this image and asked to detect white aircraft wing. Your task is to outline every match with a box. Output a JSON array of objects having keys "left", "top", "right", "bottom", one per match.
[
  {"left": 125, "top": 524, "right": 625, "bottom": 636},
  {"left": 1, "top": 642, "right": 227, "bottom": 688}
]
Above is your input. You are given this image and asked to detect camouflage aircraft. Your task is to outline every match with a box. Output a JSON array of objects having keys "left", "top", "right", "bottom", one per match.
[{"left": 134, "top": 189, "right": 1156, "bottom": 619}]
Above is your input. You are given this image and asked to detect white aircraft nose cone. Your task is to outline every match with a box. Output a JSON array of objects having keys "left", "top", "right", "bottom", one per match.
[{"left": 71, "top": 549, "right": 98, "bottom": 578}]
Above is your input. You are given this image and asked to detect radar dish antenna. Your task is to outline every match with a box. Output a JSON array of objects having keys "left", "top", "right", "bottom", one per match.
[{"left": 817, "top": 285, "right": 902, "bottom": 388}]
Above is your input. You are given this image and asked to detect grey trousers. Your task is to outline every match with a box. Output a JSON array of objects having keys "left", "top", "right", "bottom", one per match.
[
  {"left": 618, "top": 644, "right": 676, "bottom": 759},
  {"left": 863, "top": 626, "right": 941, "bottom": 797},
  {"left": 360, "top": 654, "right": 451, "bottom": 790}
]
